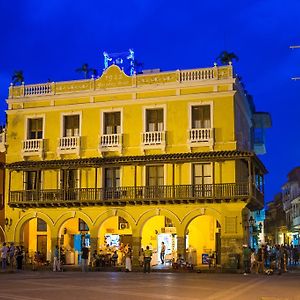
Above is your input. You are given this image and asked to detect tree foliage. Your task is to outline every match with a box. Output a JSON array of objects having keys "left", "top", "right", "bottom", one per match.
[
  {"left": 216, "top": 51, "right": 239, "bottom": 65},
  {"left": 12, "top": 70, "right": 24, "bottom": 85},
  {"left": 75, "top": 63, "right": 97, "bottom": 79}
]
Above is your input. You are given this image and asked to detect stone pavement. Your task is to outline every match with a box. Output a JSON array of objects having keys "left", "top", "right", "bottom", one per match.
[{"left": 7, "top": 261, "right": 299, "bottom": 275}]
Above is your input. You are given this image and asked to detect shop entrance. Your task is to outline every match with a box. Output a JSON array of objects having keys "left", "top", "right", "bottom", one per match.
[
  {"left": 20, "top": 217, "right": 51, "bottom": 264},
  {"left": 186, "top": 215, "right": 220, "bottom": 266},
  {"left": 141, "top": 215, "right": 177, "bottom": 266},
  {"left": 59, "top": 218, "right": 90, "bottom": 265},
  {"left": 157, "top": 233, "right": 177, "bottom": 264}
]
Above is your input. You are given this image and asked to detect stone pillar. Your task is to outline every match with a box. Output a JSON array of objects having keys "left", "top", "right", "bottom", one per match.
[
  {"left": 177, "top": 236, "right": 186, "bottom": 260},
  {"left": 131, "top": 235, "right": 141, "bottom": 267},
  {"left": 221, "top": 236, "right": 243, "bottom": 269},
  {"left": 89, "top": 236, "right": 98, "bottom": 256}
]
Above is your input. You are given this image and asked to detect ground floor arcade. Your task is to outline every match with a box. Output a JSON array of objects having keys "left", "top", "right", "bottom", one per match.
[{"left": 6, "top": 203, "right": 249, "bottom": 268}]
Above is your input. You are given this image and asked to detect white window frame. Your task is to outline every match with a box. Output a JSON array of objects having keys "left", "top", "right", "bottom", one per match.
[
  {"left": 24, "top": 114, "right": 46, "bottom": 140},
  {"left": 60, "top": 111, "right": 82, "bottom": 137},
  {"left": 100, "top": 108, "right": 123, "bottom": 135},
  {"left": 143, "top": 104, "right": 167, "bottom": 132},
  {"left": 188, "top": 101, "right": 214, "bottom": 149}
]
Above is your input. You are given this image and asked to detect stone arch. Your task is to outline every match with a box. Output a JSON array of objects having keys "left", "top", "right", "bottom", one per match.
[
  {"left": 136, "top": 207, "right": 181, "bottom": 236},
  {"left": 181, "top": 206, "right": 222, "bottom": 235},
  {"left": 92, "top": 209, "right": 136, "bottom": 236},
  {"left": 13, "top": 211, "right": 55, "bottom": 243},
  {"left": 53, "top": 210, "right": 93, "bottom": 237}
]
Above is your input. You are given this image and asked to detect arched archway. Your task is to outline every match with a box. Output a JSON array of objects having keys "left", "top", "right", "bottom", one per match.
[
  {"left": 52, "top": 211, "right": 93, "bottom": 266},
  {"left": 13, "top": 212, "right": 55, "bottom": 262},
  {"left": 182, "top": 208, "right": 222, "bottom": 266},
  {"left": 138, "top": 209, "right": 181, "bottom": 266}
]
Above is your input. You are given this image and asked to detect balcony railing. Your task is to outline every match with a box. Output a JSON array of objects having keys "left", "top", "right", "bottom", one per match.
[
  {"left": 22, "top": 139, "right": 44, "bottom": 158},
  {"left": 142, "top": 131, "right": 166, "bottom": 150},
  {"left": 0, "top": 130, "right": 6, "bottom": 152},
  {"left": 189, "top": 128, "right": 214, "bottom": 144},
  {"left": 58, "top": 136, "right": 80, "bottom": 156},
  {"left": 24, "top": 83, "right": 53, "bottom": 96},
  {"left": 8, "top": 183, "right": 253, "bottom": 207},
  {"left": 99, "top": 133, "right": 122, "bottom": 152}
]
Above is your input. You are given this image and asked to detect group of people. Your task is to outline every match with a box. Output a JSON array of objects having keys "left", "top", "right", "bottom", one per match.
[
  {"left": 89, "top": 243, "right": 154, "bottom": 273},
  {"left": 0, "top": 242, "right": 25, "bottom": 271},
  {"left": 243, "top": 243, "right": 299, "bottom": 275}
]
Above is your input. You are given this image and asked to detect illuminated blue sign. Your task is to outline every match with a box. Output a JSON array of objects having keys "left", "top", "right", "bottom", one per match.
[{"left": 103, "top": 49, "right": 135, "bottom": 76}]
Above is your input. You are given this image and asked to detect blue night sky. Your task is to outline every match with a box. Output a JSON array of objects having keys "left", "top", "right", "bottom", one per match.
[{"left": 0, "top": 0, "right": 299, "bottom": 203}]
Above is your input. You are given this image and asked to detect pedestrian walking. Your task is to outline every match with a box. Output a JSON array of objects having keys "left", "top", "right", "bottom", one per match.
[
  {"left": 139, "top": 248, "right": 144, "bottom": 267},
  {"left": 143, "top": 245, "right": 152, "bottom": 273},
  {"left": 53, "top": 245, "right": 61, "bottom": 272},
  {"left": 250, "top": 249, "right": 257, "bottom": 273},
  {"left": 160, "top": 242, "right": 166, "bottom": 264},
  {"left": 16, "top": 246, "right": 23, "bottom": 271},
  {"left": 275, "top": 244, "right": 283, "bottom": 275},
  {"left": 125, "top": 247, "right": 132, "bottom": 272},
  {"left": 9, "top": 242, "right": 15, "bottom": 270},
  {"left": 81, "top": 243, "right": 89, "bottom": 272},
  {"left": 242, "top": 244, "right": 251, "bottom": 275},
  {"left": 1, "top": 242, "right": 9, "bottom": 271},
  {"left": 256, "top": 247, "right": 264, "bottom": 274}
]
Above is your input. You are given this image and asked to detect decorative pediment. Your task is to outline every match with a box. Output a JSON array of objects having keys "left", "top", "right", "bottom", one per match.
[{"left": 95, "top": 65, "right": 133, "bottom": 89}]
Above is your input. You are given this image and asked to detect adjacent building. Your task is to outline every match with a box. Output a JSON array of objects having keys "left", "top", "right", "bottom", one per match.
[
  {"left": 281, "top": 167, "right": 300, "bottom": 246},
  {"left": 4, "top": 54, "right": 270, "bottom": 267}
]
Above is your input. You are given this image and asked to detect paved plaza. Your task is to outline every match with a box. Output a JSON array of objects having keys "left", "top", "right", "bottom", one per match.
[{"left": 0, "top": 270, "right": 299, "bottom": 300}]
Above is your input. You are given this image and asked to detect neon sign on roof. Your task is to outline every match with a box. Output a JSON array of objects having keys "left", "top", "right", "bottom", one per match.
[{"left": 103, "top": 49, "right": 135, "bottom": 76}]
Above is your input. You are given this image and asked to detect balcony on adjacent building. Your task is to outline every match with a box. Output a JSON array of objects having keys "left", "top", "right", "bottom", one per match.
[
  {"left": 22, "top": 139, "right": 44, "bottom": 159},
  {"left": 0, "top": 129, "right": 6, "bottom": 153},
  {"left": 188, "top": 128, "right": 214, "bottom": 148},
  {"left": 141, "top": 131, "right": 166, "bottom": 151},
  {"left": 57, "top": 136, "right": 80, "bottom": 156},
  {"left": 99, "top": 133, "right": 122, "bottom": 153},
  {"left": 8, "top": 182, "right": 258, "bottom": 208}
]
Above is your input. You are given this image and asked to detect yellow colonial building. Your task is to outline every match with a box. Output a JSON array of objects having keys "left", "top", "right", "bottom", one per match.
[{"left": 4, "top": 56, "right": 269, "bottom": 268}]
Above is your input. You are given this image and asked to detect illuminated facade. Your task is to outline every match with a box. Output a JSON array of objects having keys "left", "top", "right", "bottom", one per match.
[
  {"left": 281, "top": 167, "right": 300, "bottom": 245},
  {"left": 4, "top": 61, "right": 269, "bottom": 267}
]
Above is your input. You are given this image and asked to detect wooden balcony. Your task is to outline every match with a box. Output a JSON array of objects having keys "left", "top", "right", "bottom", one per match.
[{"left": 8, "top": 183, "right": 257, "bottom": 208}]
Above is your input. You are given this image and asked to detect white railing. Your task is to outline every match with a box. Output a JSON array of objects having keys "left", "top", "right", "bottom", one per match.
[
  {"left": 142, "top": 131, "right": 166, "bottom": 145},
  {"left": 180, "top": 68, "right": 215, "bottom": 82},
  {"left": 0, "top": 131, "right": 6, "bottom": 144},
  {"left": 100, "top": 133, "right": 122, "bottom": 148},
  {"left": 9, "top": 65, "right": 233, "bottom": 98},
  {"left": 59, "top": 136, "right": 80, "bottom": 150},
  {"left": 189, "top": 128, "right": 214, "bottom": 143},
  {"left": 0, "top": 130, "right": 6, "bottom": 152},
  {"left": 23, "top": 139, "right": 44, "bottom": 152},
  {"left": 24, "top": 83, "right": 52, "bottom": 96}
]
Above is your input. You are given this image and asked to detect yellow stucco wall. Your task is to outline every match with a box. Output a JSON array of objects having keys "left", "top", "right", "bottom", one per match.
[{"left": 4, "top": 64, "right": 252, "bottom": 267}]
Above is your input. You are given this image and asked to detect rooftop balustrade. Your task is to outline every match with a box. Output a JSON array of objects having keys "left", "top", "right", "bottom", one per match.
[{"left": 8, "top": 65, "right": 233, "bottom": 98}]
